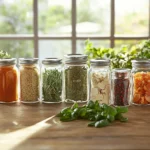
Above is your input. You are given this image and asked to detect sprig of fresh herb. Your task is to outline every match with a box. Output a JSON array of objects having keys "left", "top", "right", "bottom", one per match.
[
  {"left": 85, "top": 39, "right": 150, "bottom": 69},
  {"left": 42, "top": 69, "right": 62, "bottom": 102},
  {"left": 56, "top": 100, "right": 128, "bottom": 128},
  {"left": 0, "top": 50, "right": 11, "bottom": 59}
]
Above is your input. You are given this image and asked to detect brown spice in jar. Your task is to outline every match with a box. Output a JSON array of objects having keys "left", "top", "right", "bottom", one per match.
[{"left": 20, "top": 65, "right": 39, "bottom": 102}]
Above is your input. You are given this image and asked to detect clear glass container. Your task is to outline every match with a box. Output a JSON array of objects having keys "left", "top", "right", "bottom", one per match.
[
  {"left": 112, "top": 69, "right": 131, "bottom": 106},
  {"left": 131, "top": 59, "right": 150, "bottom": 105},
  {"left": 64, "top": 54, "right": 88, "bottom": 103},
  {"left": 0, "top": 58, "right": 18, "bottom": 103},
  {"left": 19, "top": 58, "right": 40, "bottom": 103},
  {"left": 41, "top": 58, "right": 62, "bottom": 103},
  {"left": 89, "top": 59, "right": 111, "bottom": 104}
]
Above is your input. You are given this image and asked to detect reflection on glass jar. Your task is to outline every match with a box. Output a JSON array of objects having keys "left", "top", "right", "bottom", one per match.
[
  {"left": 131, "top": 60, "right": 150, "bottom": 105},
  {"left": 0, "top": 58, "right": 18, "bottom": 103}
]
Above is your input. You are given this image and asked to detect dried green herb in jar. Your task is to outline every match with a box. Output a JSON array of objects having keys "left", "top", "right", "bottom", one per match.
[
  {"left": 42, "top": 69, "right": 62, "bottom": 102},
  {"left": 65, "top": 66, "right": 88, "bottom": 102}
]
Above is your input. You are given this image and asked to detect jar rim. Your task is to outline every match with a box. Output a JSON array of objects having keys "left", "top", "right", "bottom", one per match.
[
  {"left": 19, "top": 58, "right": 39, "bottom": 64},
  {"left": 131, "top": 59, "right": 150, "bottom": 66},
  {"left": 90, "top": 58, "right": 110, "bottom": 66},
  {"left": 112, "top": 68, "right": 130, "bottom": 78},
  {"left": 64, "top": 54, "right": 87, "bottom": 64},
  {"left": 112, "top": 68, "right": 131, "bottom": 72},
  {"left": 42, "top": 58, "right": 62, "bottom": 65},
  {"left": 0, "top": 58, "right": 16, "bottom": 66}
]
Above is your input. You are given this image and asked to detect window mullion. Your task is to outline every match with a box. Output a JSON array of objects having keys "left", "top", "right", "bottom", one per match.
[
  {"left": 149, "top": 0, "right": 150, "bottom": 37},
  {"left": 110, "top": 0, "right": 115, "bottom": 48},
  {"left": 33, "top": 0, "right": 38, "bottom": 57},
  {"left": 72, "top": 0, "right": 76, "bottom": 54}
]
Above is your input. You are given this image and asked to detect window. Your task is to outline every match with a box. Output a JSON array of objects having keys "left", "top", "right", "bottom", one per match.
[{"left": 0, "top": 0, "right": 149, "bottom": 58}]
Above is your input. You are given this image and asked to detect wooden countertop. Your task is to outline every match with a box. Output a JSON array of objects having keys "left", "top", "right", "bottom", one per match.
[{"left": 0, "top": 103, "right": 150, "bottom": 150}]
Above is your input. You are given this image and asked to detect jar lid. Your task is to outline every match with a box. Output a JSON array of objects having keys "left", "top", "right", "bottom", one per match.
[
  {"left": 90, "top": 58, "right": 110, "bottom": 66},
  {"left": 42, "top": 58, "right": 62, "bottom": 65},
  {"left": 0, "top": 58, "right": 16, "bottom": 66},
  {"left": 112, "top": 68, "right": 131, "bottom": 78},
  {"left": 19, "top": 58, "right": 39, "bottom": 64},
  {"left": 64, "top": 54, "right": 87, "bottom": 64},
  {"left": 131, "top": 59, "right": 150, "bottom": 67}
]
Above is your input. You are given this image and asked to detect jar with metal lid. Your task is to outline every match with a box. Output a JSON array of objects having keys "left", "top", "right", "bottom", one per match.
[
  {"left": 131, "top": 59, "right": 150, "bottom": 105},
  {"left": 89, "top": 59, "right": 111, "bottom": 104},
  {"left": 111, "top": 69, "right": 131, "bottom": 106},
  {"left": 19, "top": 58, "right": 40, "bottom": 103},
  {"left": 41, "top": 58, "right": 62, "bottom": 103},
  {"left": 0, "top": 58, "right": 18, "bottom": 103},
  {"left": 64, "top": 54, "right": 88, "bottom": 103}
]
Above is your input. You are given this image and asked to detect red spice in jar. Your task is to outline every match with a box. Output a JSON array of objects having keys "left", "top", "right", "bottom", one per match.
[{"left": 112, "top": 71, "right": 130, "bottom": 106}]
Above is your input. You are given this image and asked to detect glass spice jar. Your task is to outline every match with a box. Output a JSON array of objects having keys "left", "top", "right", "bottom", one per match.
[
  {"left": 64, "top": 54, "right": 88, "bottom": 103},
  {"left": 131, "top": 59, "right": 150, "bottom": 105},
  {"left": 89, "top": 59, "right": 111, "bottom": 104},
  {"left": 0, "top": 58, "right": 18, "bottom": 103},
  {"left": 41, "top": 58, "right": 62, "bottom": 103},
  {"left": 19, "top": 58, "right": 40, "bottom": 103},
  {"left": 111, "top": 69, "right": 131, "bottom": 106}
]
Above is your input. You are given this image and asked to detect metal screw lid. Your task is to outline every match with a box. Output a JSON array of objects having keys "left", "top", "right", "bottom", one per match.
[
  {"left": 0, "top": 58, "right": 16, "bottom": 66},
  {"left": 64, "top": 54, "right": 87, "bottom": 64},
  {"left": 19, "top": 58, "right": 39, "bottom": 64},
  {"left": 42, "top": 58, "right": 62, "bottom": 65},
  {"left": 90, "top": 58, "right": 110, "bottom": 66},
  {"left": 131, "top": 59, "right": 150, "bottom": 67},
  {"left": 112, "top": 68, "right": 131, "bottom": 78}
]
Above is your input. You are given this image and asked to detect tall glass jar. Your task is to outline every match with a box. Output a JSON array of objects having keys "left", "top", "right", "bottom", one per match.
[
  {"left": 89, "top": 59, "right": 111, "bottom": 104},
  {"left": 41, "top": 58, "right": 62, "bottom": 103},
  {"left": 64, "top": 54, "right": 88, "bottom": 103},
  {"left": 19, "top": 58, "right": 40, "bottom": 103},
  {"left": 0, "top": 58, "right": 18, "bottom": 103},
  {"left": 111, "top": 69, "right": 131, "bottom": 106},
  {"left": 131, "top": 59, "right": 150, "bottom": 105}
]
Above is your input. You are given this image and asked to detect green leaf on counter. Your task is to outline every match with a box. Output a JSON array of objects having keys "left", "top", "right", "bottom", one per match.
[{"left": 56, "top": 100, "right": 128, "bottom": 128}]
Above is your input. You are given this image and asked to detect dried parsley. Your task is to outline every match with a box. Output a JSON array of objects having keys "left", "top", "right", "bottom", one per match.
[
  {"left": 42, "top": 69, "right": 62, "bottom": 102},
  {"left": 65, "top": 66, "right": 88, "bottom": 102}
]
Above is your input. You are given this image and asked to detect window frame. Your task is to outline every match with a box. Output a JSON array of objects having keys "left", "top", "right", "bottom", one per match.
[{"left": 0, "top": 0, "right": 149, "bottom": 57}]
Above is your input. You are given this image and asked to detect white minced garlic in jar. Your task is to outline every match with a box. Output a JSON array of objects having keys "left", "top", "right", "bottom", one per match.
[
  {"left": 20, "top": 66, "right": 39, "bottom": 102},
  {"left": 90, "top": 72, "right": 110, "bottom": 104}
]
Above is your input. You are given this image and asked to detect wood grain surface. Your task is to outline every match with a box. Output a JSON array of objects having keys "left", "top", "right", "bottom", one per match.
[{"left": 0, "top": 103, "right": 150, "bottom": 150}]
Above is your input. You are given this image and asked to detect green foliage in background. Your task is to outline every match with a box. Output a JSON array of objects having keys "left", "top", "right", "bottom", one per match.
[
  {"left": 0, "top": 50, "right": 11, "bottom": 59},
  {"left": 0, "top": 0, "right": 33, "bottom": 58},
  {"left": 0, "top": 0, "right": 148, "bottom": 58},
  {"left": 85, "top": 39, "right": 150, "bottom": 69}
]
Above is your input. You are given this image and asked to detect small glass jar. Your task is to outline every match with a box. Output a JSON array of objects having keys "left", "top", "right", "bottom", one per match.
[
  {"left": 19, "top": 58, "right": 40, "bottom": 103},
  {"left": 64, "top": 54, "right": 88, "bottom": 103},
  {"left": 41, "top": 58, "right": 62, "bottom": 103},
  {"left": 89, "top": 59, "right": 111, "bottom": 104},
  {"left": 131, "top": 59, "right": 150, "bottom": 105},
  {"left": 111, "top": 69, "right": 131, "bottom": 106},
  {"left": 0, "top": 58, "right": 18, "bottom": 103}
]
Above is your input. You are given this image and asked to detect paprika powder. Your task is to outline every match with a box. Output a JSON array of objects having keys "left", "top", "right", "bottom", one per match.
[{"left": 0, "top": 59, "right": 18, "bottom": 103}]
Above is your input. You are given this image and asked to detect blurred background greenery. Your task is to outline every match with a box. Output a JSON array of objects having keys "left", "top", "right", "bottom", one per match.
[{"left": 0, "top": 0, "right": 149, "bottom": 58}]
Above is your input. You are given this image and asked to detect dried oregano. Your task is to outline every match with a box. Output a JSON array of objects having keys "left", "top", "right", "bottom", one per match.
[{"left": 65, "top": 66, "right": 88, "bottom": 102}]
